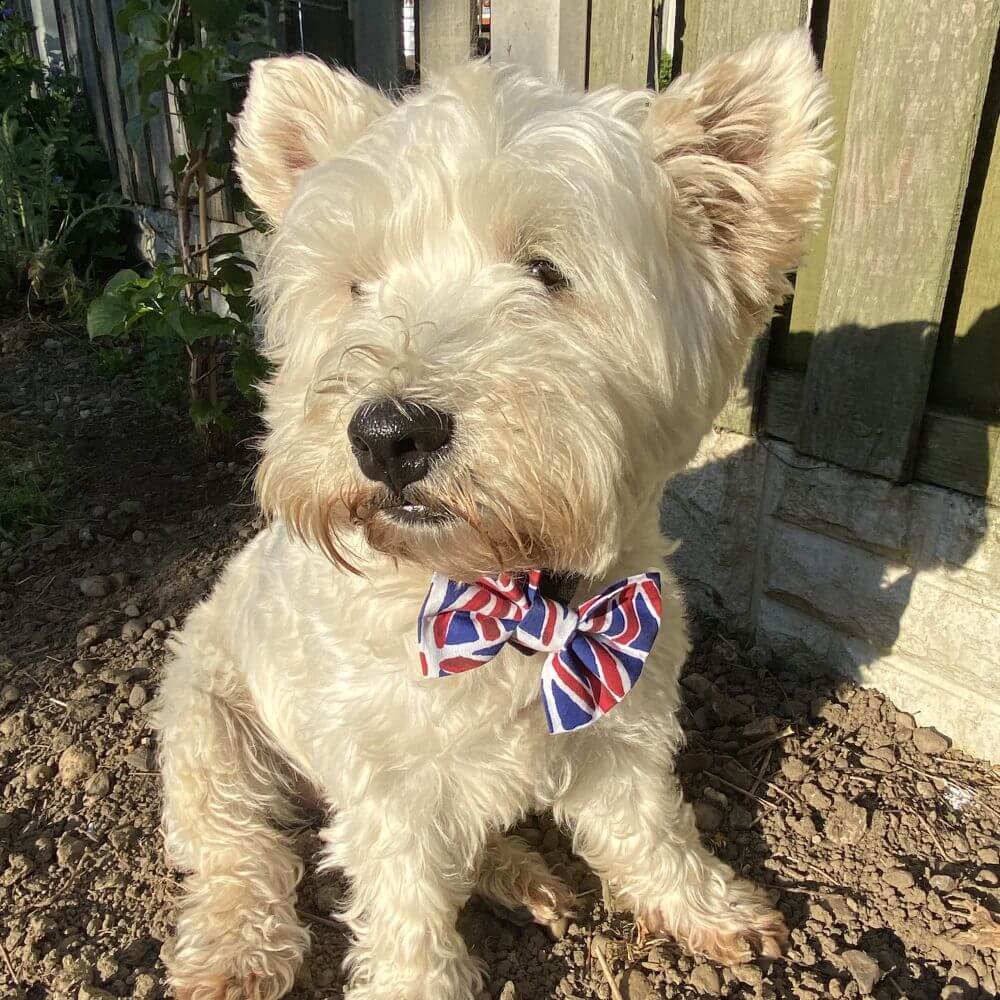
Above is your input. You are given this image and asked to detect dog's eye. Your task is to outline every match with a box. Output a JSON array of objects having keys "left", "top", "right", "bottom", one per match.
[
  {"left": 525, "top": 258, "right": 569, "bottom": 292},
  {"left": 349, "top": 281, "right": 364, "bottom": 299}
]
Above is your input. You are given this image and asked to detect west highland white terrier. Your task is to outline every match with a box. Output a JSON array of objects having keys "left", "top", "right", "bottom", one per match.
[{"left": 156, "top": 30, "right": 831, "bottom": 1000}]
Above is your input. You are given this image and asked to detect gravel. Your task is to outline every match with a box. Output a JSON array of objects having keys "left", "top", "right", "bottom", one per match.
[{"left": 1, "top": 322, "right": 999, "bottom": 999}]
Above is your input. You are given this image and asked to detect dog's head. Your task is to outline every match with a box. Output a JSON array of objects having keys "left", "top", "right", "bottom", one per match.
[{"left": 236, "top": 31, "right": 830, "bottom": 580}]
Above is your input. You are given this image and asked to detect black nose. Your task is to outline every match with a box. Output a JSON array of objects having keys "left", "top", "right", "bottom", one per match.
[{"left": 348, "top": 398, "right": 453, "bottom": 493}]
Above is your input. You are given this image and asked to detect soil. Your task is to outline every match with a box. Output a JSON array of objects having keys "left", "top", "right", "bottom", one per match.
[{"left": 1, "top": 319, "right": 998, "bottom": 1000}]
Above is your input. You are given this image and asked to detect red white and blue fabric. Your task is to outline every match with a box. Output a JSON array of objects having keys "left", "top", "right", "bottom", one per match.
[{"left": 417, "top": 570, "right": 662, "bottom": 734}]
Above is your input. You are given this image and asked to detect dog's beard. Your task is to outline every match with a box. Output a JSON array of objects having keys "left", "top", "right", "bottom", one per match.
[{"left": 272, "top": 473, "right": 572, "bottom": 580}]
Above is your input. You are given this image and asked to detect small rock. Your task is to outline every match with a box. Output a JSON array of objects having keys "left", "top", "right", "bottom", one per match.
[
  {"left": 729, "top": 805, "right": 753, "bottom": 830},
  {"left": 72, "top": 658, "right": 99, "bottom": 676},
  {"left": 742, "top": 716, "right": 779, "bottom": 739},
  {"left": 126, "top": 747, "right": 154, "bottom": 771},
  {"left": 79, "top": 987, "right": 115, "bottom": 1000},
  {"left": 56, "top": 834, "right": 86, "bottom": 866},
  {"left": 676, "top": 750, "right": 713, "bottom": 774},
  {"left": 622, "top": 969, "right": 652, "bottom": 1000},
  {"left": 77, "top": 576, "right": 112, "bottom": 598},
  {"left": 929, "top": 874, "right": 957, "bottom": 892},
  {"left": 841, "top": 949, "right": 880, "bottom": 994},
  {"left": 76, "top": 624, "right": 104, "bottom": 649},
  {"left": 978, "top": 847, "right": 1000, "bottom": 865},
  {"left": 25, "top": 763, "right": 55, "bottom": 788},
  {"left": 802, "top": 782, "right": 833, "bottom": 811},
  {"left": 825, "top": 796, "right": 868, "bottom": 846},
  {"left": 780, "top": 758, "right": 808, "bottom": 782},
  {"left": 884, "top": 868, "right": 915, "bottom": 890},
  {"left": 912, "top": 727, "right": 950, "bottom": 755},
  {"left": 693, "top": 802, "right": 723, "bottom": 834},
  {"left": 131, "top": 530, "right": 145, "bottom": 543},
  {"left": 689, "top": 965, "right": 722, "bottom": 994},
  {"left": 976, "top": 867, "right": 999, "bottom": 887},
  {"left": 121, "top": 617, "right": 148, "bottom": 642},
  {"left": 0, "top": 683, "right": 19, "bottom": 706},
  {"left": 84, "top": 770, "right": 112, "bottom": 799},
  {"left": 59, "top": 745, "right": 97, "bottom": 786},
  {"left": 128, "top": 685, "right": 148, "bottom": 709}
]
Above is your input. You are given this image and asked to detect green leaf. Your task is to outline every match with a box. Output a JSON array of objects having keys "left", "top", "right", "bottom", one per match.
[
  {"left": 105, "top": 268, "right": 143, "bottom": 295},
  {"left": 206, "top": 233, "right": 243, "bottom": 258},
  {"left": 177, "top": 310, "right": 233, "bottom": 344},
  {"left": 234, "top": 343, "right": 268, "bottom": 397},
  {"left": 189, "top": 398, "right": 229, "bottom": 427},
  {"left": 87, "top": 296, "right": 130, "bottom": 339}
]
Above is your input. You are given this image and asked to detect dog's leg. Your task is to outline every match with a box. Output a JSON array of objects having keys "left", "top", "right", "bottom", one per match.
[
  {"left": 555, "top": 740, "right": 787, "bottom": 966},
  {"left": 321, "top": 799, "right": 487, "bottom": 1000},
  {"left": 157, "top": 642, "right": 310, "bottom": 1000},
  {"left": 475, "top": 832, "right": 576, "bottom": 935}
]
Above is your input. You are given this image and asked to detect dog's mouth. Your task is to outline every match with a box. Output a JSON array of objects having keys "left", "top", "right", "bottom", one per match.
[{"left": 381, "top": 500, "right": 454, "bottom": 526}]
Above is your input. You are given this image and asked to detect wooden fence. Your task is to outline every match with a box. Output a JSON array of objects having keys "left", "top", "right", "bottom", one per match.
[{"left": 18, "top": 0, "right": 1000, "bottom": 505}]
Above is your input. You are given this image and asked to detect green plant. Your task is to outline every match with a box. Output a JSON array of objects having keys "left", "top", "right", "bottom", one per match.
[
  {"left": 89, "top": 0, "right": 271, "bottom": 446},
  {"left": 658, "top": 51, "right": 672, "bottom": 90},
  {"left": 0, "top": 11, "right": 123, "bottom": 311}
]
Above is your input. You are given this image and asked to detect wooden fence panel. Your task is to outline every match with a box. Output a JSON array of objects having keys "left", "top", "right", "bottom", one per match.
[
  {"left": 588, "top": 0, "right": 651, "bottom": 90},
  {"left": 419, "top": 0, "right": 475, "bottom": 75},
  {"left": 677, "top": 0, "right": 807, "bottom": 436},
  {"left": 679, "top": 0, "right": 806, "bottom": 76},
  {"left": 64, "top": 0, "right": 122, "bottom": 185},
  {"left": 929, "top": 73, "right": 1000, "bottom": 422},
  {"left": 776, "top": 0, "right": 868, "bottom": 372},
  {"left": 104, "top": 0, "right": 157, "bottom": 207},
  {"left": 798, "top": 0, "right": 1000, "bottom": 481},
  {"left": 490, "top": 0, "right": 587, "bottom": 89},
  {"left": 353, "top": 0, "right": 404, "bottom": 89}
]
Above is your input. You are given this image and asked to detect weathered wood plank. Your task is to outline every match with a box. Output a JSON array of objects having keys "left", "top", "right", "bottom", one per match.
[
  {"left": 105, "top": 0, "right": 157, "bottom": 207},
  {"left": 776, "top": 0, "right": 869, "bottom": 372},
  {"left": 930, "top": 70, "right": 1000, "bottom": 421},
  {"left": 588, "top": 0, "right": 651, "bottom": 90},
  {"left": 798, "top": 0, "right": 1000, "bottom": 481},
  {"left": 73, "top": 0, "right": 132, "bottom": 196},
  {"left": 490, "top": 0, "right": 587, "bottom": 89},
  {"left": 680, "top": 0, "right": 806, "bottom": 73},
  {"left": 918, "top": 410, "right": 1000, "bottom": 500},
  {"left": 679, "top": 0, "right": 807, "bottom": 434},
  {"left": 764, "top": 369, "right": 1000, "bottom": 502},
  {"left": 419, "top": 0, "right": 475, "bottom": 76},
  {"left": 353, "top": 0, "right": 404, "bottom": 90}
]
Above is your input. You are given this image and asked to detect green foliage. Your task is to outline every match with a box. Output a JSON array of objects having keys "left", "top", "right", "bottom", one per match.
[
  {"left": 0, "top": 12, "right": 124, "bottom": 312},
  {"left": 658, "top": 51, "right": 672, "bottom": 91},
  {"left": 91, "top": 0, "right": 270, "bottom": 445},
  {"left": 0, "top": 420, "right": 63, "bottom": 536}
]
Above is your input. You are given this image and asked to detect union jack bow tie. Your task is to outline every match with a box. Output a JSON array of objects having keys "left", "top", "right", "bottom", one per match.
[{"left": 417, "top": 570, "right": 663, "bottom": 734}]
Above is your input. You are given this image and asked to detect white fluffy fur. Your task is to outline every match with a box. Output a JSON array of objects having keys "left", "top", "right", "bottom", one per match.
[{"left": 156, "top": 31, "right": 831, "bottom": 1000}]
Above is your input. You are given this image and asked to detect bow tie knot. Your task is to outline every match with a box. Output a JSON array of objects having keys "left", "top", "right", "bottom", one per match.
[{"left": 418, "top": 569, "right": 662, "bottom": 733}]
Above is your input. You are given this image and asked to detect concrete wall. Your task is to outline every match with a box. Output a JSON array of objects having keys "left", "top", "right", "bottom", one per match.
[{"left": 661, "top": 430, "right": 1000, "bottom": 763}]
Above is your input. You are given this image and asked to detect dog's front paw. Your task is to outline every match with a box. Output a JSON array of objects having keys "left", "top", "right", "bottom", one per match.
[
  {"left": 164, "top": 883, "right": 310, "bottom": 1000},
  {"left": 634, "top": 877, "right": 788, "bottom": 966}
]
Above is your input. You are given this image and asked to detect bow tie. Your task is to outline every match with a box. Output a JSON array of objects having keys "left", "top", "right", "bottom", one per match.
[{"left": 417, "top": 569, "right": 662, "bottom": 733}]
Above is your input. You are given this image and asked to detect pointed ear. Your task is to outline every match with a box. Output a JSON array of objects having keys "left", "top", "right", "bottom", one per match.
[
  {"left": 643, "top": 30, "right": 832, "bottom": 328},
  {"left": 235, "top": 56, "right": 392, "bottom": 224}
]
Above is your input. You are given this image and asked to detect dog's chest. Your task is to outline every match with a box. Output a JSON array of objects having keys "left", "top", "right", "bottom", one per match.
[{"left": 223, "top": 527, "right": 545, "bottom": 790}]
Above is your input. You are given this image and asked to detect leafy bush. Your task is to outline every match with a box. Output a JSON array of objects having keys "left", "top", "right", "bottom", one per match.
[
  {"left": 658, "top": 51, "right": 672, "bottom": 90},
  {"left": 89, "top": 0, "right": 271, "bottom": 446},
  {"left": 0, "top": 11, "right": 123, "bottom": 312}
]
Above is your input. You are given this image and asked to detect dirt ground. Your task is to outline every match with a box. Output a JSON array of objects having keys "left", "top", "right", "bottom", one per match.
[{"left": 1, "top": 320, "right": 999, "bottom": 1000}]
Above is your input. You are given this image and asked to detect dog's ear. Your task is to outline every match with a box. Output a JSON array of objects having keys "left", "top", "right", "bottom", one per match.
[
  {"left": 642, "top": 30, "right": 832, "bottom": 330},
  {"left": 235, "top": 56, "right": 392, "bottom": 224}
]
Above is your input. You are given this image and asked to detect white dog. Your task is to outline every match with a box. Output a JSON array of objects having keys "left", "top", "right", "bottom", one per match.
[{"left": 156, "top": 30, "right": 831, "bottom": 1000}]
